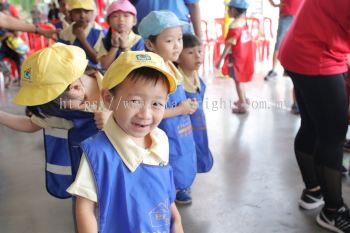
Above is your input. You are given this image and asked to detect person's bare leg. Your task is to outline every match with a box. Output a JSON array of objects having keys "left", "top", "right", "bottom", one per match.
[{"left": 233, "top": 80, "right": 247, "bottom": 113}]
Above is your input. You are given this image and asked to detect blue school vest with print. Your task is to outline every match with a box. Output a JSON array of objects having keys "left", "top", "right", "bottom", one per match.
[
  {"left": 185, "top": 78, "right": 213, "bottom": 173},
  {"left": 158, "top": 84, "right": 197, "bottom": 189},
  {"left": 43, "top": 110, "right": 98, "bottom": 198},
  {"left": 81, "top": 132, "right": 176, "bottom": 233},
  {"left": 59, "top": 27, "right": 101, "bottom": 70}
]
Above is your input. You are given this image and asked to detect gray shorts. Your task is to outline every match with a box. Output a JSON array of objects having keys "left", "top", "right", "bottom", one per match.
[{"left": 275, "top": 16, "right": 294, "bottom": 50}]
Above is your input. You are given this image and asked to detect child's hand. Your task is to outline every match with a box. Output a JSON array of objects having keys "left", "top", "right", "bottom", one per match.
[
  {"left": 180, "top": 99, "right": 197, "bottom": 115},
  {"left": 119, "top": 32, "right": 128, "bottom": 50},
  {"left": 111, "top": 31, "right": 120, "bottom": 48},
  {"left": 94, "top": 111, "right": 112, "bottom": 129},
  {"left": 190, "top": 99, "right": 198, "bottom": 112},
  {"left": 73, "top": 23, "right": 85, "bottom": 41}
]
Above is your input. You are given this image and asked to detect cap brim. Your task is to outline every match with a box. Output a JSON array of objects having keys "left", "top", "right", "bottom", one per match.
[
  {"left": 14, "top": 84, "right": 68, "bottom": 106},
  {"left": 144, "top": 64, "right": 177, "bottom": 94},
  {"left": 104, "top": 64, "right": 177, "bottom": 94},
  {"left": 14, "top": 60, "right": 88, "bottom": 106}
]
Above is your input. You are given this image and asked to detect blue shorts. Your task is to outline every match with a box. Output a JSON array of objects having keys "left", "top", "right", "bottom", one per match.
[{"left": 275, "top": 16, "right": 294, "bottom": 50}]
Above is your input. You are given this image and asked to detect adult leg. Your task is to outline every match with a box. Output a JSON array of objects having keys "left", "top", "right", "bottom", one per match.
[
  {"left": 291, "top": 80, "right": 319, "bottom": 190},
  {"left": 265, "top": 16, "right": 294, "bottom": 80},
  {"left": 290, "top": 71, "right": 347, "bottom": 209}
]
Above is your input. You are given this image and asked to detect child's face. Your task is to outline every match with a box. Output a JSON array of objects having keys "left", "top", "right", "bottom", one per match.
[
  {"left": 108, "top": 11, "right": 136, "bottom": 33},
  {"left": 104, "top": 77, "right": 168, "bottom": 145},
  {"left": 58, "top": 0, "right": 68, "bottom": 14},
  {"left": 146, "top": 27, "right": 183, "bottom": 62},
  {"left": 70, "top": 9, "right": 94, "bottom": 27},
  {"left": 178, "top": 45, "right": 203, "bottom": 72}
]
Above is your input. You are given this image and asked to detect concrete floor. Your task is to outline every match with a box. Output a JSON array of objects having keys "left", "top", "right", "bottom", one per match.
[{"left": 1, "top": 67, "right": 350, "bottom": 233}]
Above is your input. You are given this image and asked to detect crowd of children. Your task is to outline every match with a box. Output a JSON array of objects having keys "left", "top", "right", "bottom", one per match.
[
  {"left": 0, "top": 0, "right": 213, "bottom": 232},
  {"left": 1, "top": 0, "right": 350, "bottom": 232}
]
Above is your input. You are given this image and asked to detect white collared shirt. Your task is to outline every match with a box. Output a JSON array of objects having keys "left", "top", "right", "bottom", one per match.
[{"left": 67, "top": 116, "right": 169, "bottom": 202}]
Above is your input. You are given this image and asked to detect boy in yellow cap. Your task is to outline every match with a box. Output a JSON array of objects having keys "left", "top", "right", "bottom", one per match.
[
  {"left": 0, "top": 43, "right": 110, "bottom": 198},
  {"left": 59, "top": 0, "right": 104, "bottom": 70},
  {"left": 67, "top": 51, "right": 184, "bottom": 233}
]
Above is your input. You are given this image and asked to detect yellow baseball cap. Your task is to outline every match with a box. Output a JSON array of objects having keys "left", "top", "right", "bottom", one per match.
[
  {"left": 68, "top": 0, "right": 96, "bottom": 11},
  {"left": 103, "top": 51, "right": 177, "bottom": 93},
  {"left": 14, "top": 43, "right": 88, "bottom": 106}
]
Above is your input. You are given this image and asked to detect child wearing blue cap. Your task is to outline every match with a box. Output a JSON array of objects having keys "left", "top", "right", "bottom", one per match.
[
  {"left": 67, "top": 51, "right": 184, "bottom": 233},
  {"left": 215, "top": 0, "right": 255, "bottom": 114},
  {"left": 178, "top": 33, "right": 214, "bottom": 173},
  {"left": 139, "top": 10, "right": 198, "bottom": 204}
]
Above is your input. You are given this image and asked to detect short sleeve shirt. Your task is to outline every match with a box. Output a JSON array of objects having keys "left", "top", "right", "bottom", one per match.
[{"left": 279, "top": 0, "right": 350, "bottom": 75}]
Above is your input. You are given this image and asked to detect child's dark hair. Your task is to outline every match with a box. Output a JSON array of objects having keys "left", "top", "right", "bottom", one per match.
[
  {"left": 27, "top": 87, "right": 71, "bottom": 118},
  {"left": 182, "top": 33, "right": 202, "bottom": 49},
  {"left": 144, "top": 35, "right": 158, "bottom": 52},
  {"left": 229, "top": 6, "right": 247, "bottom": 16},
  {"left": 109, "top": 67, "right": 170, "bottom": 94}
]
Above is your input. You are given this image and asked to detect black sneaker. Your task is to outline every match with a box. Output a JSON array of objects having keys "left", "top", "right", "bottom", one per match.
[
  {"left": 317, "top": 205, "right": 350, "bottom": 233},
  {"left": 299, "top": 189, "right": 324, "bottom": 210},
  {"left": 264, "top": 70, "right": 277, "bottom": 80}
]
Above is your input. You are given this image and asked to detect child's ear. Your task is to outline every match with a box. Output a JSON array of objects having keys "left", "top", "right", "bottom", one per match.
[
  {"left": 69, "top": 82, "right": 82, "bottom": 91},
  {"left": 102, "top": 89, "right": 114, "bottom": 110},
  {"left": 144, "top": 39, "right": 155, "bottom": 52}
]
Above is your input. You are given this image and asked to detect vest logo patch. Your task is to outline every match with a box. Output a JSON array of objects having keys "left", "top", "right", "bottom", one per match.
[
  {"left": 148, "top": 199, "right": 170, "bottom": 228},
  {"left": 24, "top": 68, "right": 31, "bottom": 80},
  {"left": 136, "top": 54, "right": 151, "bottom": 61}
]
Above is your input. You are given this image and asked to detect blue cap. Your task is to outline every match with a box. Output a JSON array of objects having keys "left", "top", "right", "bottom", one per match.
[
  {"left": 138, "top": 10, "right": 189, "bottom": 39},
  {"left": 228, "top": 0, "right": 249, "bottom": 9}
]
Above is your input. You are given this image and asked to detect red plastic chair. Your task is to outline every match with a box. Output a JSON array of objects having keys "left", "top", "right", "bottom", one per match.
[
  {"left": 245, "top": 17, "right": 262, "bottom": 62},
  {"left": 200, "top": 19, "right": 216, "bottom": 73},
  {"left": 213, "top": 18, "right": 226, "bottom": 65},
  {"left": 25, "top": 24, "right": 56, "bottom": 54}
]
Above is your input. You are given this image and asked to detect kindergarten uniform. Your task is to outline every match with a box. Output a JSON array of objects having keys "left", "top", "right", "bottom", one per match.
[
  {"left": 180, "top": 68, "right": 213, "bottom": 173},
  {"left": 158, "top": 62, "right": 197, "bottom": 189},
  {"left": 68, "top": 116, "right": 176, "bottom": 233},
  {"left": 222, "top": 18, "right": 255, "bottom": 82},
  {"left": 29, "top": 72, "right": 103, "bottom": 198},
  {"left": 32, "top": 111, "right": 99, "bottom": 198},
  {"left": 97, "top": 30, "right": 144, "bottom": 62},
  {"left": 59, "top": 23, "right": 103, "bottom": 69}
]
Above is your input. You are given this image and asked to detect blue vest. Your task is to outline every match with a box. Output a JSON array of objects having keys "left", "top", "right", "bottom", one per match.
[
  {"left": 185, "top": 79, "right": 213, "bottom": 173},
  {"left": 43, "top": 110, "right": 98, "bottom": 198},
  {"left": 58, "top": 27, "right": 102, "bottom": 70},
  {"left": 81, "top": 132, "right": 176, "bottom": 233},
  {"left": 158, "top": 84, "right": 197, "bottom": 189}
]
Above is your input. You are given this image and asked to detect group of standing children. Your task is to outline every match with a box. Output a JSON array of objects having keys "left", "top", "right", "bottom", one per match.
[
  {"left": 138, "top": 10, "right": 213, "bottom": 204},
  {"left": 0, "top": 0, "right": 215, "bottom": 232}
]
